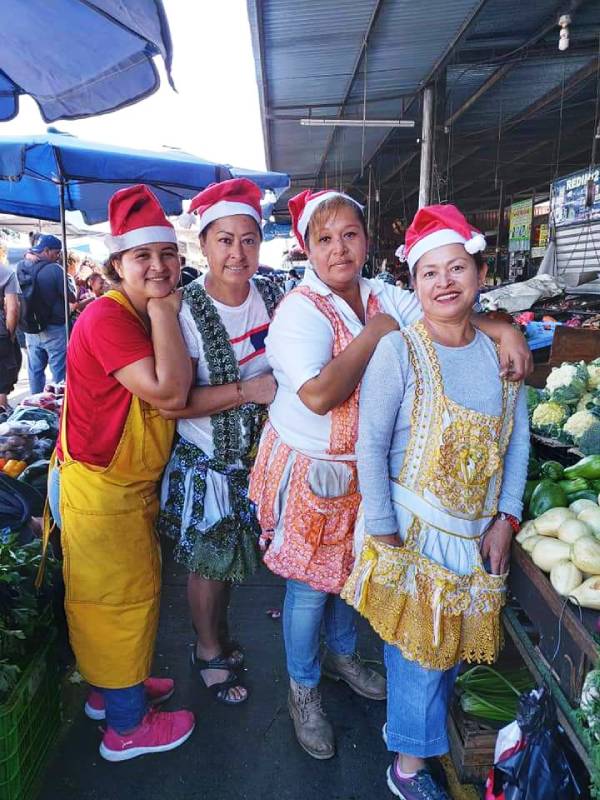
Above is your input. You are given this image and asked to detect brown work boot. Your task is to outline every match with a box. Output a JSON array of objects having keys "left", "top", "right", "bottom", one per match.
[
  {"left": 321, "top": 649, "right": 387, "bottom": 700},
  {"left": 288, "top": 679, "right": 335, "bottom": 760}
]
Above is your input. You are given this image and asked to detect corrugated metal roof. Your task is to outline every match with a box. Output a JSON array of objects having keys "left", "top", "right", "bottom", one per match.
[{"left": 247, "top": 0, "right": 600, "bottom": 221}]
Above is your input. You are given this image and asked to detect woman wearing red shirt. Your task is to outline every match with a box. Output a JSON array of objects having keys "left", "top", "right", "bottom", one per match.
[{"left": 48, "top": 185, "right": 195, "bottom": 762}]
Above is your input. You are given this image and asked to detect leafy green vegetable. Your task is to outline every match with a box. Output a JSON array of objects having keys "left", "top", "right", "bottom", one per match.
[{"left": 456, "top": 666, "right": 534, "bottom": 723}]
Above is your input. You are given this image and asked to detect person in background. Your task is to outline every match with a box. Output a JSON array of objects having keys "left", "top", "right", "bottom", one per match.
[
  {"left": 249, "top": 190, "right": 532, "bottom": 761},
  {"left": 46, "top": 185, "right": 195, "bottom": 762},
  {"left": 67, "top": 251, "right": 96, "bottom": 321},
  {"left": 159, "top": 179, "right": 280, "bottom": 706},
  {"left": 284, "top": 268, "right": 300, "bottom": 292},
  {"left": 87, "top": 272, "right": 107, "bottom": 298},
  {"left": 0, "top": 243, "right": 21, "bottom": 412},
  {"left": 17, "top": 234, "right": 75, "bottom": 393},
  {"left": 343, "top": 205, "right": 528, "bottom": 800},
  {"left": 179, "top": 255, "right": 200, "bottom": 287}
]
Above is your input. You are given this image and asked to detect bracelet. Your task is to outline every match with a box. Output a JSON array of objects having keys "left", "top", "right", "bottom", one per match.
[
  {"left": 236, "top": 381, "right": 245, "bottom": 405},
  {"left": 497, "top": 512, "right": 520, "bottom": 534}
]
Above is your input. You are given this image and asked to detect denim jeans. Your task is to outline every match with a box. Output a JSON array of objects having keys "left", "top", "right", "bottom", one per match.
[
  {"left": 48, "top": 466, "right": 61, "bottom": 527},
  {"left": 49, "top": 470, "right": 146, "bottom": 733},
  {"left": 101, "top": 684, "right": 146, "bottom": 733},
  {"left": 385, "top": 644, "right": 460, "bottom": 758},
  {"left": 283, "top": 579, "right": 357, "bottom": 687},
  {"left": 25, "top": 324, "right": 67, "bottom": 394}
]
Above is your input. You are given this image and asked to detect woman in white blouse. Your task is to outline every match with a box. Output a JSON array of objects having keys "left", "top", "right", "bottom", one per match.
[{"left": 249, "top": 189, "right": 531, "bottom": 760}]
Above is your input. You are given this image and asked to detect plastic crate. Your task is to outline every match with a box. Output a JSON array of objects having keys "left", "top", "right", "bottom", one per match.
[{"left": 0, "top": 638, "right": 61, "bottom": 800}]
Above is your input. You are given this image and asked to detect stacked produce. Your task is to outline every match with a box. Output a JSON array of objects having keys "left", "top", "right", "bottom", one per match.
[
  {"left": 529, "top": 359, "right": 600, "bottom": 454},
  {"left": 519, "top": 455, "right": 600, "bottom": 609}
]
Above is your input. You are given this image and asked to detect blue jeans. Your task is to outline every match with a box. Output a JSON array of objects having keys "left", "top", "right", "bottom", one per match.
[
  {"left": 385, "top": 644, "right": 460, "bottom": 758},
  {"left": 49, "top": 469, "right": 147, "bottom": 733},
  {"left": 48, "top": 466, "right": 61, "bottom": 527},
  {"left": 283, "top": 579, "right": 357, "bottom": 687},
  {"left": 25, "top": 324, "right": 67, "bottom": 394},
  {"left": 101, "top": 685, "right": 146, "bottom": 733}
]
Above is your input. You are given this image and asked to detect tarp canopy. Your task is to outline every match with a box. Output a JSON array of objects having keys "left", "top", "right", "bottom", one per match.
[
  {"left": 0, "top": 130, "right": 289, "bottom": 224},
  {"left": 0, "top": 0, "right": 174, "bottom": 122}
]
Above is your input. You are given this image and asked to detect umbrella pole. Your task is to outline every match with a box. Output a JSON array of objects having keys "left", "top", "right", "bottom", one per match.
[{"left": 58, "top": 180, "right": 70, "bottom": 341}]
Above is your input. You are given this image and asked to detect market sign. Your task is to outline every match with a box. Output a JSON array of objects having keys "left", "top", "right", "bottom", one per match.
[
  {"left": 551, "top": 167, "right": 600, "bottom": 228},
  {"left": 508, "top": 198, "right": 533, "bottom": 252}
]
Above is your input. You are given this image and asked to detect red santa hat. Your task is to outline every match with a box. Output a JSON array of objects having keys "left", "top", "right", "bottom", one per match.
[
  {"left": 105, "top": 184, "right": 177, "bottom": 254},
  {"left": 403, "top": 204, "right": 486, "bottom": 273},
  {"left": 288, "top": 189, "right": 363, "bottom": 250},
  {"left": 183, "top": 178, "right": 263, "bottom": 235}
]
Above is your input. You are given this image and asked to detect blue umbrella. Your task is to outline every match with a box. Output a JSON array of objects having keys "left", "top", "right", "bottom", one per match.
[
  {"left": 0, "top": 129, "right": 233, "bottom": 224},
  {"left": 0, "top": 129, "right": 289, "bottom": 336},
  {"left": 0, "top": 0, "right": 174, "bottom": 122}
]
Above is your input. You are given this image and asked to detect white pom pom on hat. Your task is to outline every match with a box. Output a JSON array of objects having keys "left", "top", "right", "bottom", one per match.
[{"left": 403, "top": 204, "right": 486, "bottom": 273}]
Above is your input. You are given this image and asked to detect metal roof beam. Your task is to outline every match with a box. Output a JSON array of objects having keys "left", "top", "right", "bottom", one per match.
[
  {"left": 402, "top": 110, "right": 596, "bottom": 205},
  {"left": 314, "top": 0, "right": 387, "bottom": 184},
  {"left": 444, "top": 0, "right": 588, "bottom": 129},
  {"left": 351, "top": 0, "right": 491, "bottom": 190}
]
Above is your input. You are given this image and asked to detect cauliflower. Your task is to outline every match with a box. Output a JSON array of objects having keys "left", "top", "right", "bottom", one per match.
[
  {"left": 577, "top": 392, "right": 595, "bottom": 412},
  {"left": 588, "top": 358, "right": 600, "bottom": 390},
  {"left": 563, "top": 409, "right": 598, "bottom": 442},
  {"left": 545, "top": 361, "right": 589, "bottom": 405},
  {"left": 532, "top": 401, "right": 569, "bottom": 438}
]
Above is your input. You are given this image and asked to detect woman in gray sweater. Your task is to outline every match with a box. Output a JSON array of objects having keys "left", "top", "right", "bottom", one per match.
[{"left": 342, "top": 204, "right": 529, "bottom": 800}]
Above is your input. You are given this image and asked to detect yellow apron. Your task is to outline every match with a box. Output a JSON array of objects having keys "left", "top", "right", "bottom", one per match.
[{"left": 56, "top": 290, "right": 174, "bottom": 688}]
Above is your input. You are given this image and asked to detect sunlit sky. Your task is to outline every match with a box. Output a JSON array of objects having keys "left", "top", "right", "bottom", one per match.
[{"left": 2, "top": 0, "right": 290, "bottom": 266}]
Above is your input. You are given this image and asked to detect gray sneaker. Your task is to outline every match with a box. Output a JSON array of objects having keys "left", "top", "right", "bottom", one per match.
[{"left": 386, "top": 764, "right": 450, "bottom": 800}]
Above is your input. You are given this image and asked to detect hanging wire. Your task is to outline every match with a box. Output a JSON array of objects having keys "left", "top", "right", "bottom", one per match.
[{"left": 494, "top": 87, "right": 503, "bottom": 191}]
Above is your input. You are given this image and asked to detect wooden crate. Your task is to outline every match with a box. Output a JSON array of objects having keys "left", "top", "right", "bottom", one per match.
[
  {"left": 508, "top": 542, "right": 598, "bottom": 705},
  {"left": 447, "top": 701, "right": 497, "bottom": 784}
]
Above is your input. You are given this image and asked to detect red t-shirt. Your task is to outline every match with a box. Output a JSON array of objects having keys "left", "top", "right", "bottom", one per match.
[{"left": 57, "top": 296, "right": 154, "bottom": 467}]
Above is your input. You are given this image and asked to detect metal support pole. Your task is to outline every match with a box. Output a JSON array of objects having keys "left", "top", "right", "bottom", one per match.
[
  {"left": 418, "top": 85, "right": 434, "bottom": 209},
  {"left": 495, "top": 180, "right": 505, "bottom": 283},
  {"left": 58, "top": 180, "right": 70, "bottom": 342}
]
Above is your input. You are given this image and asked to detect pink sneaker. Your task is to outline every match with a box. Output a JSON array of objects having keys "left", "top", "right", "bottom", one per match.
[
  {"left": 84, "top": 677, "right": 175, "bottom": 720},
  {"left": 99, "top": 708, "right": 195, "bottom": 762}
]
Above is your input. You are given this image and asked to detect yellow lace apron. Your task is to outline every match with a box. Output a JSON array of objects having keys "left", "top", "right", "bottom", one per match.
[
  {"left": 342, "top": 322, "right": 520, "bottom": 671},
  {"left": 50, "top": 290, "right": 175, "bottom": 688}
]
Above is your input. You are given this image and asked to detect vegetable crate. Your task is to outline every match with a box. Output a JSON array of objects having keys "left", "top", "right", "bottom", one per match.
[
  {"left": 447, "top": 701, "right": 497, "bottom": 784},
  {"left": 0, "top": 638, "right": 61, "bottom": 800}
]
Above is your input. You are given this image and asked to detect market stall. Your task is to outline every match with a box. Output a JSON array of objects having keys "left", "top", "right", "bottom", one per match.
[
  {"left": 504, "top": 333, "right": 600, "bottom": 795},
  {"left": 0, "top": 385, "right": 62, "bottom": 800}
]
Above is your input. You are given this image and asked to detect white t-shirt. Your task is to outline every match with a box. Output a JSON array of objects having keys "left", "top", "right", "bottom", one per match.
[
  {"left": 266, "top": 266, "right": 422, "bottom": 456},
  {"left": 177, "top": 275, "right": 271, "bottom": 455}
]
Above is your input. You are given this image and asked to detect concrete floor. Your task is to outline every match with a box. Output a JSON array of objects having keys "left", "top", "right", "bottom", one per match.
[{"left": 39, "top": 552, "right": 395, "bottom": 800}]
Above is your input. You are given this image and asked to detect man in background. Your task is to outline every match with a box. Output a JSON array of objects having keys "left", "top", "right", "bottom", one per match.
[
  {"left": 0, "top": 243, "right": 22, "bottom": 412},
  {"left": 17, "top": 234, "right": 75, "bottom": 393}
]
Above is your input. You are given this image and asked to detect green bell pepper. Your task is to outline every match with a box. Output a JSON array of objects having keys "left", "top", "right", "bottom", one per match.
[
  {"left": 529, "top": 479, "right": 568, "bottom": 518},
  {"left": 564, "top": 455, "right": 600, "bottom": 481},
  {"left": 558, "top": 477, "right": 590, "bottom": 496},
  {"left": 539, "top": 460, "right": 565, "bottom": 481}
]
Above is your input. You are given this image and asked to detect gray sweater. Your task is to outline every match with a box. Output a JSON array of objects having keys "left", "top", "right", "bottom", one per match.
[{"left": 357, "top": 329, "right": 529, "bottom": 535}]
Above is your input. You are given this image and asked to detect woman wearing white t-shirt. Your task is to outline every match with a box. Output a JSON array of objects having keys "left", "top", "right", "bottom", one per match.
[
  {"left": 159, "top": 179, "right": 280, "bottom": 705},
  {"left": 249, "top": 189, "right": 532, "bottom": 759}
]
